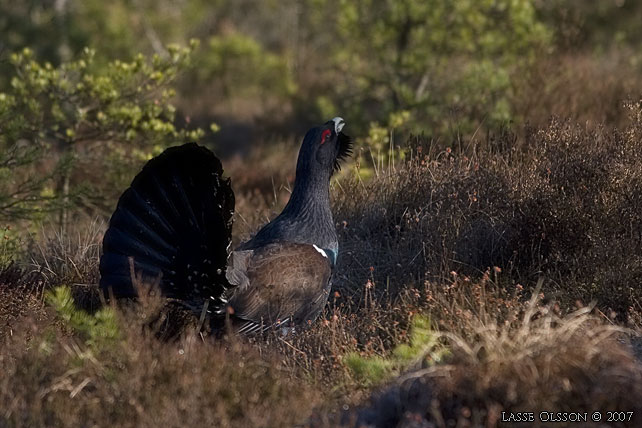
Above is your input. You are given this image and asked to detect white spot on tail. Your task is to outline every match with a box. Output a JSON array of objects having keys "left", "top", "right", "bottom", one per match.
[
  {"left": 313, "top": 244, "right": 328, "bottom": 259},
  {"left": 280, "top": 325, "right": 295, "bottom": 336}
]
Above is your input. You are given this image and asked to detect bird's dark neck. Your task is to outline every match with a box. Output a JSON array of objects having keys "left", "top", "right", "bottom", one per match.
[
  {"left": 281, "top": 169, "right": 332, "bottom": 220},
  {"left": 241, "top": 163, "right": 338, "bottom": 255},
  {"left": 276, "top": 165, "right": 337, "bottom": 247}
]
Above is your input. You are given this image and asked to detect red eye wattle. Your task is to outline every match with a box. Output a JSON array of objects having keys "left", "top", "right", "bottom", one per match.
[{"left": 320, "top": 129, "right": 331, "bottom": 144}]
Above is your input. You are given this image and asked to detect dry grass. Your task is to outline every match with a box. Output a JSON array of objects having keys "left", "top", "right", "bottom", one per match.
[
  {"left": 0, "top": 301, "right": 321, "bottom": 428},
  {"left": 334, "top": 285, "right": 642, "bottom": 427},
  {"left": 224, "top": 139, "right": 299, "bottom": 244},
  {"left": 333, "top": 104, "right": 642, "bottom": 320},
  {"left": 2, "top": 109, "right": 642, "bottom": 427},
  {"left": 512, "top": 52, "right": 642, "bottom": 129},
  {"left": 25, "top": 220, "right": 104, "bottom": 312}
]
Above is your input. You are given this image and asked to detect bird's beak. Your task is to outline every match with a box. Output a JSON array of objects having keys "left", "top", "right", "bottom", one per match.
[{"left": 332, "top": 117, "right": 345, "bottom": 134}]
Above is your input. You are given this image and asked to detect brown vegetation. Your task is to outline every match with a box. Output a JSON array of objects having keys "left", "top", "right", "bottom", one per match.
[{"left": 2, "top": 109, "right": 642, "bottom": 427}]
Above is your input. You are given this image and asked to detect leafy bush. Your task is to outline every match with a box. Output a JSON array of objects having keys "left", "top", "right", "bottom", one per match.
[
  {"left": 321, "top": 0, "right": 550, "bottom": 135},
  {"left": 0, "top": 42, "right": 208, "bottom": 223},
  {"left": 185, "top": 33, "right": 296, "bottom": 120}
]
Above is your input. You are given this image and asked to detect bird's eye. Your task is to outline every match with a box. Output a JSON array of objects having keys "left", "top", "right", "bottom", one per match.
[{"left": 320, "top": 129, "right": 331, "bottom": 144}]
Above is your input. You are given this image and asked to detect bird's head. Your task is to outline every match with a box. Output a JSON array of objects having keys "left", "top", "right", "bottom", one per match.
[{"left": 297, "top": 117, "right": 352, "bottom": 177}]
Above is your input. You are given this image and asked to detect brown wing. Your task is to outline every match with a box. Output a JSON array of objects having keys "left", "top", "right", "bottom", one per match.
[{"left": 228, "top": 242, "right": 331, "bottom": 331}]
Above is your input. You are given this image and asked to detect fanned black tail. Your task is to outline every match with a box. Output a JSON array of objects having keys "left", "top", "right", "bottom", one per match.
[{"left": 99, "top": 143, "right": 235, "bottom": 308}]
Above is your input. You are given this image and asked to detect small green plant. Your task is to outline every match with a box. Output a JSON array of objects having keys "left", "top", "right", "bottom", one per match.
[
  {"left": 343, "top": 353, "right": 393, "bottom": 386},
  {"left": 45, "top": 285, "right": 120, "bottom": 349},
  {"left": 391, "top": 315, "right": 443, "bottom": 363},
  {"left": 355, "top": 110, "right": 411, "bottom": 177},
  {"left": 344, "top": 315, "right": 448, "bottom": 386}
]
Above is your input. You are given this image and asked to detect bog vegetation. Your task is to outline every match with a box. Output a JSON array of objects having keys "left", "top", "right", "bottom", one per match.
[{"left": 2, "top": 1, "right": 642, "bottom": 427}]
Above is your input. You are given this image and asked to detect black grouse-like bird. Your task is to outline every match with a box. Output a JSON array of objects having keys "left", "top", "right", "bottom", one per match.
[{"left": 99, "top": 117, "right": 351, "bottom": 334}]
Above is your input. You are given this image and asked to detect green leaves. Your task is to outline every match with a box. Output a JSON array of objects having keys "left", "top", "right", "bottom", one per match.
[
  {"left": 392, "top": 316, "right": 442, "bottom": 363},
  {"left": 192, "top": 33, "right": 296, "bottom": 106},
  {"left": 45, "top": 285, "right": 120, "bottom": 350},
  {"left": 344, "top": 353, "right": 393, "bottom": 386},
  {"left": 330, "top": 0, "right": 551, "bottom": 135},
  {"left": 344, "top": 315, "right": 448, "bottom": 387},
  {"left": 0, "top": 42, "right": 211, "bottom": 222}
]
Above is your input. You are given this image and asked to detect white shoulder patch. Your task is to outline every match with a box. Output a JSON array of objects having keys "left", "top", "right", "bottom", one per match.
[{"left": 312, "top": 244, "right": 328, "bottom": 259}]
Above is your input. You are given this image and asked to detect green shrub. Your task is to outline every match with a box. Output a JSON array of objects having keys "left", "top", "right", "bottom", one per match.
[
  {"left": 0, "top": 41, "right": 210, "bottom": 224},
  {"left": 188, "top": 33, "right": 296, "bottom": 117},
  {"left": 323, "top": 0, "right": 551, "bottom": 136}
]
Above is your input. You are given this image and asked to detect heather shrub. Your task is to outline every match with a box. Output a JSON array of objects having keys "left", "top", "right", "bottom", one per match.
[
  {"left": 333, "top": 102, "right": 642, "bottom": 317},
  {"left": 333, "top": 290, "right": 642, "bottom": 427},
  {"left": 0, "top": 291, "right": 320, "bottom": 428},
  {"left": 3, "top": 109, "right": 642, "bottom": 426}
]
